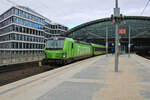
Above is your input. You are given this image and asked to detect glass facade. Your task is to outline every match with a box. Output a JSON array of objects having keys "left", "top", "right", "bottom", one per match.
[
  {"left": 0, "top": 17, "right": 12, "bottom": 28},
  {"left": 0, "top": 25, "right": 13, "bottom": 35},
  {"left": 10, "top": 42, "right": 44, "bottom": 49},
  {"left": 0, "top": 6, "right": 68, "bottom": 56},
  {"left": 14, "top": 8, "right": 44, "bottom": 24},
  {"left": 12, "top": 16, "right": 44, "bottom": 29},
  {"left": 0, "top": 8, "right": 14, "bottom": 21}
]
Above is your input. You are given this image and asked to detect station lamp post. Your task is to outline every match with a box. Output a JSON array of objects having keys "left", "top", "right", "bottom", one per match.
[{"left": 111, "top": 0, "right": 124, "bottom": 72}]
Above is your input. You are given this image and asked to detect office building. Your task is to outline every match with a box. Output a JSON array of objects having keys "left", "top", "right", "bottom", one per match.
[{"left": 0, "top": 6, "right": 68, "bottom": 56}]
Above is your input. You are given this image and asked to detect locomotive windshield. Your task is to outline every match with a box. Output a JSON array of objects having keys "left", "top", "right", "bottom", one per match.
[{"left": 46, "top": 39, "right": 64, "bottom": 49}]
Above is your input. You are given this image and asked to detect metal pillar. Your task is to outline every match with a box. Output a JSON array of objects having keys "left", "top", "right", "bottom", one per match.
[
  {"left": 114, "top": 0, "right": 120, "bottom": 72},
  {"left": 116, "top": 0, "right": 118, "bottom": 8},
  {"left": 115, "top": 23, "right": 119, "bottom": 72},
  {"left": 106, "top": 26, "right": 108, "bottom": 57},
  {"left": 128, "top": 25, "right": 131, "bottom": 57}
]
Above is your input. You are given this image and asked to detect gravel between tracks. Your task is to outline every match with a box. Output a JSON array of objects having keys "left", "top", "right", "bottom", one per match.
[{"left": 0, "top": 62, "right": 55, "bottom": 86}]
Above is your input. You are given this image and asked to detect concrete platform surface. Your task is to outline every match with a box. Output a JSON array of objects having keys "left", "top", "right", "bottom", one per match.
[{"left": 0, "top": 54, "right": 150, "bottom": 100}]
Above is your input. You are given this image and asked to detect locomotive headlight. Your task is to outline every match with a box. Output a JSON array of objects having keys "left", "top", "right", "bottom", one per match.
[{"left": 62, "top": 53, "right": 66, "bottom": 58}]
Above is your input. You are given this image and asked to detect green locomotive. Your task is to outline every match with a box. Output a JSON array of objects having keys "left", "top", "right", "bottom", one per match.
[{"left": 43, "top": 37, "right": 106, "bottom": 64}]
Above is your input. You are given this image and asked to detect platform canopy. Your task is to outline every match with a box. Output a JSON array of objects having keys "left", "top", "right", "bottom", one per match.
[{"left": 65, "top": 16, "right": 150, "bottom": 40}]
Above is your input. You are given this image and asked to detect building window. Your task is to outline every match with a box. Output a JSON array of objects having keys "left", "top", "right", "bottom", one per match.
[
  {"left": 15, "top": 9, "right": 19, "bottom": 15},
  {"left": 19, "top": 43, "right": 21, "bottom": 49},
  {"left": 35, "top": 30, "right": 38, "bottom": 35},
  {"left": 31, "top": 15, "right": 34, "bottom": 20},
  {"left": 35, "top": 24, "right": 37, "bottom": 28},
  {"left": 20, "top": 35, "right": 23, "bottom": 40},
  {"left": 32, "top": 23, "right": 34, "bottom": 28},
  {"left": 16, "top": 43, "right": 19, "bottom": 48},
  {"left": 25, "top": 20, "right": 28, "bottom": 26},
  {"left": 22, "top": 12, "right": 25, "bottom": 18},
  {"left": 25, "top": 12, "right": 27, "bottom": 18},
  {"left": 19, "top": 26, "right": 22, "bottom": 32},
  {"left": 15, "top": 25, "right": 19, "bottom": 32},
  {"left": 23, "top": 43, "right": 25, "bottom": 48},
  {"left": 11, "top": 42, "right": 15, "bottom": 48},
  {"left": 37, "top": 31, "right": 39, "bottom": 35},
  {"left": 26, "top": 21, "right": 30, "bottom": 27},
  {"left": 28, "top": 14, "right": 31, "bottom": 19},
  {"left": 12, "top": 16, "right": 17, "bottom": 23},
  {"left": 33, "top": 30, "right": 35, "bottom": 35},
  {"left": 22, "top": 27, "right": 25, "bottom": 33},
  {"left": 26, "top": 43, "right": 29, "bottom": 48},
  {"left": 38, "top": 24, "right": 40, "bottom": 29},
  {"left": 29, "top": 36, "right": 32, "bottom": 41},
  {"left": 18, "top": 10, "right": 21, "bottom": 16},
  {"left": 25, "top": 36, "right": 27, "bottom": 41},
  {"left": 11, "top": 33, "right": 15, "bottom": 40}
]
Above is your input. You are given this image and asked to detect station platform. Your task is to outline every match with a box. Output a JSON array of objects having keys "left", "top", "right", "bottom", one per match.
[{"left": 0, "top": 54, "right": 150, "bottom": 100}]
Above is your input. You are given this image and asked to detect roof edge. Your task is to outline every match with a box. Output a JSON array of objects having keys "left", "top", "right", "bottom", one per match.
[{"left": 66, "top": 16, "right": 150, "bottom": 35}]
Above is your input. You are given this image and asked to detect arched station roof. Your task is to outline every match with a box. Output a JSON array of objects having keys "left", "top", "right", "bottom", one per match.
[{"left": 65, "top": 16, "right": 150, "bottom": 40}]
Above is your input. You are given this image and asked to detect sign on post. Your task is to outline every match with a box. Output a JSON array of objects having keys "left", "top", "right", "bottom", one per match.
[{"left": 119, "top": 29, "right": 126, "bottom": 34}]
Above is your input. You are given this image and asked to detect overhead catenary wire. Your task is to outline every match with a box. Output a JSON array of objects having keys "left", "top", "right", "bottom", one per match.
[{"left": 141, "top": 0, "right": 150, "bottom": 15}]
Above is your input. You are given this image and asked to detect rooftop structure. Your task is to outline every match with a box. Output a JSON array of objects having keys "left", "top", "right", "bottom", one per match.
[
  {"left": 66, "top": 16, "right": 150, "bottom": 39},
  {"left": 65, "top": 16, "right": 150, "bottom": 53}
]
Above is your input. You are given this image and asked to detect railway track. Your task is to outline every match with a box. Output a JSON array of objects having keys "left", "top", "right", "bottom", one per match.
[
  {"left": 0, "top": 57, "right": 91, "bottom": 86},
  {"left": 0, "top": 62, "right": 57, "bottom": 73},
  {"left": 137, "top": 54, "right": 150, "bottom": 60},
  {"left": 0, "top": 62, "right": 60, "bottom": 86},
  {"left": 0, "top": 65, "right": 24, "bottom": 73},
  {"left": 142, "top": 56, "right": 150, "bottom": 60}
]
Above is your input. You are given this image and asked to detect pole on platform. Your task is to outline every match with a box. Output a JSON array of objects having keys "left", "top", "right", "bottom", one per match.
[
  {"left": 114, "top": 0, "right": 120, "bottom": 72},
  {"left": 128, "top": 25, "right": 131, "bottom": 57},
  {"left": 115, "top": 23, "right": 119, "bottom": 72},
  {"left": 106, "top": 26, "right": 108, "bottom": 57},
  {"left": 116, "top": 0, "right": 118, "bottom": 8}
]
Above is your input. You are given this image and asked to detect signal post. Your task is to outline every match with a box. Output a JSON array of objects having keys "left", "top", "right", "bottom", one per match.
[{"left": 111, "top": 0, "right": 124, "bottom": 72}]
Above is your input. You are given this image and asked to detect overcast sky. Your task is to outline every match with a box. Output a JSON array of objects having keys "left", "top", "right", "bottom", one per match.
[{"left": 0, "top": 0, "right": 150, "bottom": 28}]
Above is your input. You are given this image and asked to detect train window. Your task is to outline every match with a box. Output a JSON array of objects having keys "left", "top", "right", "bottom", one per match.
[{"left": 46, "top": 39, "right": 64, "bottom": 49}]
